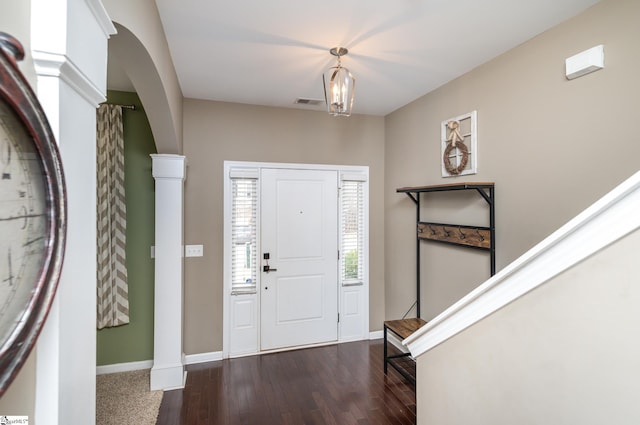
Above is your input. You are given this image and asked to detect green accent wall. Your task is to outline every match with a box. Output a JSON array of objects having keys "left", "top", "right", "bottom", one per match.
[{"left": 97, "top": 91, "right": 157, "bottom": 366}]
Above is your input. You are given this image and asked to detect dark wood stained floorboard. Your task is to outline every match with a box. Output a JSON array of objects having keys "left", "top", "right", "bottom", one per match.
[{"left": 156, "top": 340, "right": 415, "bottom": 425}]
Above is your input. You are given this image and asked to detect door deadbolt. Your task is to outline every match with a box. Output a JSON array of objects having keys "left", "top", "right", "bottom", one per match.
[{"left": 263, "top": 252, "right": 276, "bottom": 272}]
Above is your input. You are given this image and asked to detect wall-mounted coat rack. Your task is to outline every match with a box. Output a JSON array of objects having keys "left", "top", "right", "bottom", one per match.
[
  {"left": 396, "top": 181, "right": 496, "bottom": 318},
  {"left": 384, "top": 182, "right": 495, "bottom": 385}
]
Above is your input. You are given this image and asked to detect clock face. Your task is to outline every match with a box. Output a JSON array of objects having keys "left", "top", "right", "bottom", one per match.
[{"left": 0, "top": 99, "right": 49, "bottom": 346}]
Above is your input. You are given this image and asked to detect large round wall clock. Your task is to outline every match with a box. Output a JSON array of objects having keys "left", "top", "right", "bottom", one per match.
[{"left": 0, "top": 33, "right": 66, "bottom": 396}]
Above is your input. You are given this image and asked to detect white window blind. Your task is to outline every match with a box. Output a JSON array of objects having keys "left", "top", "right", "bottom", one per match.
[
  {"left": 231, "top": 178, "right": 257, "bottom": 294},
  {"left": 340, "top": 180, "right": 364, "bottom": 285}
]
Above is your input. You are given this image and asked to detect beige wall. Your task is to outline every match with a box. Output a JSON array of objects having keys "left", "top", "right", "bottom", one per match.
[
  {"left": 384, "top": 0, "right": 640, "bottom": 321},
  {"left": 417, "top": 227, "right": 640, "bottom": 424},
  {"left": 182, "top": 100, "right": 385, "bottom": 354}
]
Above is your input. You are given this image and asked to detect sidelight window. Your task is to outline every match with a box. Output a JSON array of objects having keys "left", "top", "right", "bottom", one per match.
[
  {"left": 231, "top": 177, "right": 257, "bottom": 294},
  {"left": 340, "top": 176, "right": 365, "bottom": 286}
]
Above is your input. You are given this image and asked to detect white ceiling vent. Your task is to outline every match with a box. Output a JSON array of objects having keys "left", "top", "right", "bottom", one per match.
[{"left": 294, "top": 98, "right": 324, "bottom": 106}]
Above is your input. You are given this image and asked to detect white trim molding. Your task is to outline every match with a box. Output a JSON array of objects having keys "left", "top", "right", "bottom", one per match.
[
  {"left": 185, "top": 351, "right": 224, "bottom": 365},
  {"left": 405, "top": 170, "right": 640, "bottom": 358},
  {"left": 96, "top": 360, "right": 153, "bottom": 375},
  {"left": 32, "top": 50, "right": 105, "bottom": 107},
  {"left": 369, "top": 330, "right": 384, "bottom": 340},
  {"left": 86, "top": 0, "right": 117, "bottom": 37}
]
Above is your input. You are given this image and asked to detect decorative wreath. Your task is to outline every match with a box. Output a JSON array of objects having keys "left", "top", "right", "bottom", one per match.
[
  {"left": 443, "top": 120, "right": 469, "bottom": 175},
  {"left": 443, "top": 142, "right": 469, "bottom": 175}
]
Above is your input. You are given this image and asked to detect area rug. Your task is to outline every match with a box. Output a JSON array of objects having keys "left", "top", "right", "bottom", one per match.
[{"left": 96, "top": 369, "right": 163, "bottom": 425}]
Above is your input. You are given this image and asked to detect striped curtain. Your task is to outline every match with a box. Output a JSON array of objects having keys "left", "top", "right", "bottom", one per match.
[{"left": 96, "top": 104, "right": 130, "bottom": 329}]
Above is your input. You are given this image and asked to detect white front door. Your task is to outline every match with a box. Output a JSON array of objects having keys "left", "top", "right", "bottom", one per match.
[{"left": 260, "top": 168, "right": 338, "bottom": 351}]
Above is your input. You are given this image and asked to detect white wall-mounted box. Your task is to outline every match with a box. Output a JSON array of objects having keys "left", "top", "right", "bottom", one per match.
[{"left": 566, "top": 45, "right": 604, "bottom": 80}]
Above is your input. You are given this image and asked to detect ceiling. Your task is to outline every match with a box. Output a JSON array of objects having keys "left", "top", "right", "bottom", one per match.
[{"left": 109, "top": 0, "right": 600, "bottom": 116}]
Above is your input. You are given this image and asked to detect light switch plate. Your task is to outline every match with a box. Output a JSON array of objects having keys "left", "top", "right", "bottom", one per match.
[{"left": 185, "top": 244, "right": 204, "bottom": 257}]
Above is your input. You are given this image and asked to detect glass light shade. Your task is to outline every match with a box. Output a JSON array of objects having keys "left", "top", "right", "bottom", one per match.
[{"left": 323, "top": 64, "right": 355, "bottom": 117}]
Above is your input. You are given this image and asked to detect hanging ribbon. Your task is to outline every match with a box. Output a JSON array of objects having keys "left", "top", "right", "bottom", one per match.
[
  {"left": 443, "top": 120, "right": 469, "bottom": 175},
  {"left": 446, "top": 120, "right": 464, "bottom": 147}
]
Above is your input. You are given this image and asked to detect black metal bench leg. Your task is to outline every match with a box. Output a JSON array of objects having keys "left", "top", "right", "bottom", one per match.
[{"left": 383, "top": 325, "right": 388, "bottom": 374}]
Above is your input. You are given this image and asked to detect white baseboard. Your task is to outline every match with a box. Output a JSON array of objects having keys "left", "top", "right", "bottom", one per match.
[
  {"left": 151, "top": 362, "right": 185, "bottom": 391},
  {"left": 369, "top": 330, "right": 383, "bottom": 340},
  {"left": 96, "top": 359, "right": 153, "bottom": 375},
  {"left": 184, "top": 351, "right": 223, "bottom": 365}
]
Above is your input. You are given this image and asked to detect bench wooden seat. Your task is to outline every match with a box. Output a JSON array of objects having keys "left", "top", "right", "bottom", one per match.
[{"left": 383, "top": 318, "right": 427, "bottom": 385}]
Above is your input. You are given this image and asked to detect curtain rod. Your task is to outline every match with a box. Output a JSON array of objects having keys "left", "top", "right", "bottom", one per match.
[{"left": 102, "top": 103, "right": 136, "bottom": 110}]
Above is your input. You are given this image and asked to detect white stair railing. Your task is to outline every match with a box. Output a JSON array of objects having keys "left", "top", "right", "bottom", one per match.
[{"left": 405, "top": 170, "right": 640, "bottom": 359}]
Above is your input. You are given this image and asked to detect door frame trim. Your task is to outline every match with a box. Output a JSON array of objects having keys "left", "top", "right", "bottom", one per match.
[{"left": 223, "top": 161, "right": 370, "bottom": 358}]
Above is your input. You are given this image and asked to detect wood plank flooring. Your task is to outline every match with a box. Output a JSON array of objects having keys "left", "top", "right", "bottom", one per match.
[{"left": 156, "top": 340, "right": 416, "bottom": 425}]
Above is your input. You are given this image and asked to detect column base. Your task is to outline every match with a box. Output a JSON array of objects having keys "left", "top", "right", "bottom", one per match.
[{"left": 150, "top": 361, "right": 186, "bottom": 391}]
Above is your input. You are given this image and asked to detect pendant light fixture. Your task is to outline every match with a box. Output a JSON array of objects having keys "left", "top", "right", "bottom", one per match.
[{"left": 323, "top": 47, "right": 355, "bottom": 117}]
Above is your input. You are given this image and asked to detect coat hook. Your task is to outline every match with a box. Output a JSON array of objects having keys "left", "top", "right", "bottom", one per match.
[
  {"left": 476, "top": 228, "right": 485, "bottom": 241},
  {"left": 458, "top": 227, "right": 466, "bottom": 239},
  {"left": 429, "top": 225, "right": 436, "bottom": 235},
  {"left": 443, "top": 227, "right": 450, "bottom": 237}
]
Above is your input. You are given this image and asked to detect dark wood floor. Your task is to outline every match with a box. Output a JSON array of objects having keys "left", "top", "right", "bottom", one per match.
[{"left": 156, "top": 339, "right": 416, "bottom": 425}]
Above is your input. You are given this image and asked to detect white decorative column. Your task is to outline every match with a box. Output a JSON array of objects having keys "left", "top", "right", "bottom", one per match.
[
  {"left": 150, "top": 154, "right": 186, "bottom": 390},
  {"left": 31, "top": 0, "right": 115, "bottom": 424}
]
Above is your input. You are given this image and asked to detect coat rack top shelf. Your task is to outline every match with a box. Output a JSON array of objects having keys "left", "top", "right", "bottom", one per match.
[{"left": 396, "top": 181, "right": 495, "bottom": 199}]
